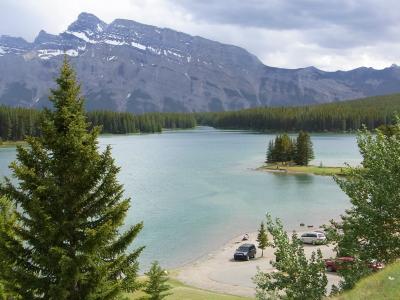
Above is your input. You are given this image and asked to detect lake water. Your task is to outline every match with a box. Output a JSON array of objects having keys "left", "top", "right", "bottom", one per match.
[{"left": 0, "top": 127, "right": 361, "bottom": 271}]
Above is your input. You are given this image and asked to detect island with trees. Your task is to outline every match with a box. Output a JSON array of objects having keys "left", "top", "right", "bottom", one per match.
[{"left": 260, "top": 131, "right": 350, "bottom": 176}]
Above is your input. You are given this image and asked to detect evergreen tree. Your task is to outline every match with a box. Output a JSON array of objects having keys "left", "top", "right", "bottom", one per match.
[
  {"left": 142, "top": 261, "right": 172, "bottom": 300},
  {"left": 328, "top": 118, "right": 400, "bottom": 289},
  {"left": 294, "top": 131, "right": 314, "bottom": 166},
  {"left": 266, "top": 140, "right": 275, "bottom": 163},
  {"left": 267, "top": 134, "right": 295, "bottom": 164},
  {"left": 256, "top": 222, "right": 270, "bottom": 257},
  {"left": 0, "top": 197, "right": 20, "bottom": 300},
  {"left": 0, "top": 59, "right": 144, "bottom": 299},
  {"left": 253, "top": 214, "right": 327, "bottom": 300}
]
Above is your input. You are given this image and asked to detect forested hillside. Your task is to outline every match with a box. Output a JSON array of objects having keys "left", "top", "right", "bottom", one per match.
[
  {"left": 0, "top": 107, "right": 196, "bottom": 141},
  {"left": 2, "top": 93, "right": 399, "bottom": 141},
  {"left": 196, "top": 94, "right": 400, "bottom": 132}
]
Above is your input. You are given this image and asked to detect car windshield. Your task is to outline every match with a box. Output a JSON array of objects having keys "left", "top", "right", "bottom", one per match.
[{"left": 238, "top": 246, "right": 250, "bottom": 251}]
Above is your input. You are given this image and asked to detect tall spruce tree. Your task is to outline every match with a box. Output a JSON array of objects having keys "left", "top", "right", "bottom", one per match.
[
  {"left": 266, "top": 140, "right": 275, "bottom": 163},
  {"left": 294, "top": 131, "right": 314, "bottom": 166},
  {"left": 0, "top": 59, "right": 143, "bottom": 299}
]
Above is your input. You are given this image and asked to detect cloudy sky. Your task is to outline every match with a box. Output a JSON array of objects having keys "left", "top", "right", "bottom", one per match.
[{"left": 1, "top": 0, "right": 398, "bottom": 71}]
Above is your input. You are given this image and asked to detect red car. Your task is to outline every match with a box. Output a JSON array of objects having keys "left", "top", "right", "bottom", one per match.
[
  {"left": 325, "top": 256, "right": 354, "bottom": 272},
  {"left": 324, "top": 257, "right": 384, "bottom": 272}
]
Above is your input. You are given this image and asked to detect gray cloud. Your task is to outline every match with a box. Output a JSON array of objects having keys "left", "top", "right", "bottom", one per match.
[{"left": 171, "top": 0, "right": 399, "bottom": 48}]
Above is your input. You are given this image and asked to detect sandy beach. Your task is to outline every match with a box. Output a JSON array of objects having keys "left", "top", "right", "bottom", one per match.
[{"left": 175, "top": 229, "right": 341, "bottom": 298}]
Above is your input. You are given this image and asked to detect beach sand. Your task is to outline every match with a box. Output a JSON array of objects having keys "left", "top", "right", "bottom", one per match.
[{"left": 175, "top": 230, "right": 341, "bottom": 298}]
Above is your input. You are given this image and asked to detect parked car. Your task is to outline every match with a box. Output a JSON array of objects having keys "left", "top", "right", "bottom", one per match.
[
  {"left": 325, "top": 256, "right": 355, "bottom": 272},
  {"left": 325, "top": 257, "right": 385, "bottom": 272},
  {"left": 300, "top": 232, "right": 327, "bottom": 245},
  {"left": 234, "top": 243, "right": 256, "bottom": 261}
]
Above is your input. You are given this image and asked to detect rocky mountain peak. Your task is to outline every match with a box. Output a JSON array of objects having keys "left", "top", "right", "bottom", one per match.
[
  {"left": 1, "top": 12, "right": 400, "bottom": 112},
  {"left": 34, "top": 30, "right": 60, "bottom": 45},
  {"left": 65, "top": 12, "right": 107, "bottom": 42}
]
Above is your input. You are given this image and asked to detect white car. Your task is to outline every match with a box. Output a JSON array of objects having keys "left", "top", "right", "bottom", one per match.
[{"left": 300, "top": 232, "right": 326, "bottom": 245}]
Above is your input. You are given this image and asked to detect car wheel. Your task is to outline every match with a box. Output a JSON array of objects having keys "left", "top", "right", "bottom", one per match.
[
  {"left": 246, "top": 255, "right": 250, "bottom": 261},
  {"left": 327, "top": 266, "right": 333, "bottom": 272}
]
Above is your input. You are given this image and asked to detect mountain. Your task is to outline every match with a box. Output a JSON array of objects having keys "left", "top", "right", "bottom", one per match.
[{"left": 1, "top": 12, "right": 400, "bottom": 113}]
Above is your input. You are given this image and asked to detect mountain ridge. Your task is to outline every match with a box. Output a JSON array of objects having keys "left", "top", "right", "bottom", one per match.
[{"left": 1, "top": 12, "right": 400, "bottom": 113}]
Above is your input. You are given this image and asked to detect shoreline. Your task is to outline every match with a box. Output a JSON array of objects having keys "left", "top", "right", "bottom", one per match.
[
  {"left": 173, "top": 225, "right": 341, "bottom": 298},
  {"left": 257, "top": 164, "right": 350, "bottom": 176}
]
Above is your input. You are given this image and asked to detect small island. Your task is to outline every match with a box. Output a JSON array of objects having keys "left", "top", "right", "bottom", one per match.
[
  {"left": 259, "top": 131, "right": 350, "bottom": 176},
  {"left": 258, "top": 164, "right": 349, "bottom": 176}
]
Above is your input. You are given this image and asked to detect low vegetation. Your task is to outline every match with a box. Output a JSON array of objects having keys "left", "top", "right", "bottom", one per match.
[
  {"left": 128, "top": 277, "right": 252, "bottom": 300},
  {"left": 331, "top": 261, "right": 400, "bottom": 300}
]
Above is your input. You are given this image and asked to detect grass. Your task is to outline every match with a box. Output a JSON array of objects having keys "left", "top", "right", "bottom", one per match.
[
  {"left": 127, "top": 277, "right": 253, "bottom": 300},
  {"left": 331, "top": 261, "right": 400, "bottom": 300},
  {"left": 260, "top": 164, "right": 350, "bottom": 176}
]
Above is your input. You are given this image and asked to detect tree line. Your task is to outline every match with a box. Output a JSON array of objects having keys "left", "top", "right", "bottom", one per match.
[
  {"left": 3, "top": 92, "right": 399, "bottom": 142},
  {"left": 0, "top": 107, "right": 196, "bottom": 141},
  {"left": 196, "top": 93, "right": 400, "bottom": 132}
]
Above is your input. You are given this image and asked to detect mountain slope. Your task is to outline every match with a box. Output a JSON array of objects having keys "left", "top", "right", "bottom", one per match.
[{"left": 1, "top": 12, "right": 400, "bottom": 112}]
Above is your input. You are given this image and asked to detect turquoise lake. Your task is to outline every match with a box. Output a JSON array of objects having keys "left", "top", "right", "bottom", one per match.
[{"left": 0, "top": 127, "right": 361, "bottom": 271}]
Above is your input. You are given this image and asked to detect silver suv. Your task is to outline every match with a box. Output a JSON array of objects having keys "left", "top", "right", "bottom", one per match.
[{"left": 300, "top": 232, "right": 326, "bottom": 245}]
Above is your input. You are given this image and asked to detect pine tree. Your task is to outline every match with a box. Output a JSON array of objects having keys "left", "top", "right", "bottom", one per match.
[
  {"left": 294, "top": 131, "right": 314, "bottom": 166},
  {"left": 256, "top": 222, "right": 270, "bottom": 257},
  {"left": 266, "top": 140, "right": 275, "bottom": 163},
  {"left": 271, "top": 133, "right": 295, "bottom": 164},
  {"left": 142, "top": 261, "right": 172, "bottom": 300},
  {"left": 0, "top": 197, "right": 19, "bottom": 299},
  {"left": 0, "top": 59, "right": 143, "bottom": 299}
]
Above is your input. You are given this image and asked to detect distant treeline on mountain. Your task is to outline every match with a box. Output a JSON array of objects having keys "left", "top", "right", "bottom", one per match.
[
  {"left": 1, "top": 93, "right": 399, "bottom": 141},
  {"left": 196, "top": 94, "right": 400, "bottom": 132},
  {"left": 0, "top": 107, "right": 196, "bottom": 141}
]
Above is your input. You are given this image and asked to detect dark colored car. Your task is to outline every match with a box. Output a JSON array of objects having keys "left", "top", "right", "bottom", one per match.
[
  {"left": 325, "top": 257, "right": 385, "bottom": 272},
  {"left": 234, "top": 243, "right": 256, "bottom": 261}
]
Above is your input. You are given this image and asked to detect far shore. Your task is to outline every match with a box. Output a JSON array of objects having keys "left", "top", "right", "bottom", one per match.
[
  {"left": 174, "top": 227, "right": 341, "bottom": 298},
  {"left": 257, "top": 163, "right": 351, "bottom": 176},
  {"left": 0, "top": 140, "right": 27, "bottom": 148}
]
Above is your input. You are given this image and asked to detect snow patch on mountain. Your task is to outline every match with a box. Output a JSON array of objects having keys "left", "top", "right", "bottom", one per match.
[
  {"left": 65, "top": 31, "right": 97, "bottom": 43},
  {"left": 38, "top": 49, "right": 78, "bottom": 59},
  {"left": 131, "top": 41, "right": 146, "bottom": 50}
]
